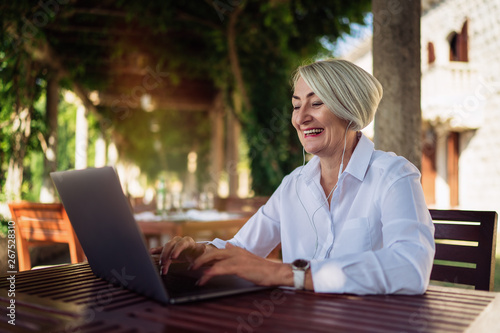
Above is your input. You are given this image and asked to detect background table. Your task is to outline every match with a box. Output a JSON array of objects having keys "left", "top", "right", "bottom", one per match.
[
  {"left": 1, "top": 263, "right": 499, "bottom": 332},
  {"left": 136, "top": 216, "right": 249, "bottom": 247}
]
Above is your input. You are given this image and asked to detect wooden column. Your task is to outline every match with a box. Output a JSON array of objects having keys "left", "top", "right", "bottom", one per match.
[
  {"left": 208, "top": 93, "right": 225, "bottom": 195},
  {"left": 40, "top": 74, "right": 59, "bottom": 202},
  {"left": 75, "top": 104, "right": 88, "bottom": 170},
  {"left": 373, "top": 0, "right": 422, "bottom": 170},
  {"left": 226, "top": 109, "right": 240, "bottom": 197},
  {"left": 94, "top": 129, "right": 107, "bottom": 167}
]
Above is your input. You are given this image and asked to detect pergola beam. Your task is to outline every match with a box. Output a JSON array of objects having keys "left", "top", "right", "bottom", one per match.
[{"left": 44, "top": 24, "right": 146, "bottom": 36}]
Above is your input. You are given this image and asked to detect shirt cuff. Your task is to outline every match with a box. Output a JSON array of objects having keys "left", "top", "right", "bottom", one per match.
[
  {"left": 310, "top": 259, "right": 347, "bottom": 293},
  {"left": 209, "top": 238, "right": 229, "bottom": 249}
]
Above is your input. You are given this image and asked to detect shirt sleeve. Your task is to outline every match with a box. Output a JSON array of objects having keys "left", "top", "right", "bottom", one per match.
[
  {"left": 210, "top": 177, "right": 286, "bottom": 258},
  {"left": 310, "top": 171, "right": 436, "bottom": 295}
]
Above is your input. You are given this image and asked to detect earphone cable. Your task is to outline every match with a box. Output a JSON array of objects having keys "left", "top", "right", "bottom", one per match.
[{"left": 295, "top": 120, "right": 352, "bottom": 259}]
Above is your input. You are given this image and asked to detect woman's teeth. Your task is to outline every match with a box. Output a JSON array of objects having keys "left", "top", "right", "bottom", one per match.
[{"left": 304, "top": 129, "right": 324, "bottom": 135}]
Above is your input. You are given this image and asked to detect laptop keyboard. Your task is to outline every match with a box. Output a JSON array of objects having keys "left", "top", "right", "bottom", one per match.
[
  {"left": 162, "top": 271, "right": 200, "bottom": 294},
  {"left": 155, "top": 261, "right": 266, "bottom": 302},
  {"left": 160, "top": 262, "right": 240, "bottom": 297},
  {"left": 159, "top": 262, "right": 210, "bottom": 293}
]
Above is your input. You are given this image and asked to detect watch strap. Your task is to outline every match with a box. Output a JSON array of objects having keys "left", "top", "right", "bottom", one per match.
[{"left": 293, "top": 269, "right": 306, "bottom": 290}]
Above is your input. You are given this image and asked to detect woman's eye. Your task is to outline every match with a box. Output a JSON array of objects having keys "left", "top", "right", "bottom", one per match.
[
  {"left": 293, "top": 105, "right": 301, "bottom": 110},
  {"left": 312, "top": 102, "right": 323, "bottom": 107}
]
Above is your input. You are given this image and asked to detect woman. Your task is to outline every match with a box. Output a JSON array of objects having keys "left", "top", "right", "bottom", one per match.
[{"left": 151, "top": 59, "right": 435, "bottom": 294}]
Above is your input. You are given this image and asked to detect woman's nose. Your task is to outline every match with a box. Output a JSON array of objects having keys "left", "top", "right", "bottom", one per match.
[{"left": 293, "top": 106, "right": 312, "bottom": 126}]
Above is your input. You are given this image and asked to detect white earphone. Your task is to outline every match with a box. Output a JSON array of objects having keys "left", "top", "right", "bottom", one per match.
[
  {"left": 296, "top": 120, "right": 353, "bottom": 259},
  {"left": 337, "top": 120, "right": 352, "bottom": 180}
]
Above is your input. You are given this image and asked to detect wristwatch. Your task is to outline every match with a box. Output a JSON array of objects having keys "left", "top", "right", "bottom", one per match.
[{"left": 291, "top": 259, "right": 310, "bottom": 290}]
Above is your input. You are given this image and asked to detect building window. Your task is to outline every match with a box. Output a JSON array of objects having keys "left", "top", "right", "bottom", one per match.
[
  {"left": 427, "top": 42, "right": 436, "bottom": 64},
  {"left": 449, "top": 20, "right": 468, "bottom": 62}
]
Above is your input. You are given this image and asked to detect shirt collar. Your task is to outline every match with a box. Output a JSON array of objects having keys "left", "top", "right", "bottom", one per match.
[
  {"left": 300, "top": 132, "right": 374, "bottom": 183},
  {"left": 344, "top": 132, "right": 374, "bottom": 181},
  {"left": 301, "top": 154, "right": 321, "bottom": 185}
]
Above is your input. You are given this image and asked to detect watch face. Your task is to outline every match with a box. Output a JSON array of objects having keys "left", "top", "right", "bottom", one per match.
[{"left": 293, "top": 259, "right": 309, "bottom": 269}]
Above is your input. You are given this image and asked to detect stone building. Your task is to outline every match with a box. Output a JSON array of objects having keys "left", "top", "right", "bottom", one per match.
[{"left": 345, "top": 0, "right": 500, "bottom": 214}]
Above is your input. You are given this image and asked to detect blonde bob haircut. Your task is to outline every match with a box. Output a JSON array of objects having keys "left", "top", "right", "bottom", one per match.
[{"left": 292, "top": 59, "right": 383, "bottom": 131}]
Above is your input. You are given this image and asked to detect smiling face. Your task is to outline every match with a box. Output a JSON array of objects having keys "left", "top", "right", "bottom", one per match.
[{"left": 292, "top": 76, "right": 347, "bottom": 157}]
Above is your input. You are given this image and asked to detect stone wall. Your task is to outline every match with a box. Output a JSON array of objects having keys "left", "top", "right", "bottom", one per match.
[{"left": 422, "top": 0, "right": 500, "bottom": 213}]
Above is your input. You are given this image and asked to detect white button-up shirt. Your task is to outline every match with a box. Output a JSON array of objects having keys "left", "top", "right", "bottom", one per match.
[{"left": 212, "top": 133, "right": 435, "bottom": 295}]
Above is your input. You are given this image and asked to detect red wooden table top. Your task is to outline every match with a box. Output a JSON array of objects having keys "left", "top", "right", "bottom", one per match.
[{"left": 1, "top": 263, "right": 499, "bottom": 332}]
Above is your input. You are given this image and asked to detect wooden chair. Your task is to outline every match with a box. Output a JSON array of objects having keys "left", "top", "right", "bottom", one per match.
[
  {"left": 8, "top": 202, "right": 85, "bottom": 271},
  {"left": 181, "top": 218, "right": 248, "bottom": 242},
  {"left": 214, "top": 196, "right": 270, "bottom": 215},
  {"left": 429, "top": 209, "right": 498, "bottom": 291}
]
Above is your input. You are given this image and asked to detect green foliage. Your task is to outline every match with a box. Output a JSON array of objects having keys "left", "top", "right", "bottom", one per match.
[
  {"left": 0, "top": 60, "right": 45, "bottom": 201},
  {"left": 0, "top": 216, "right": 9, "bottom": 237},
  {"left": 56, "top": 96, "right": 78, "bottom": 172},
  {"left": 0, "top": 1, "right": 49, "bottom": 200},
  {"left": 22, "top": 151, "right": 43, "bottom": 201}
]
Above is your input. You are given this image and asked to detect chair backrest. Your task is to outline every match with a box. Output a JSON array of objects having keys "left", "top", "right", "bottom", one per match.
[
  {"left": 9, "top": 202, "right": 72, "bottom": 242},
  {"left": 215, "top": 196, "right": 270, "bottom": 215},
  {"left": 430, "top": 209, "right": 497, "bottom": 291}
]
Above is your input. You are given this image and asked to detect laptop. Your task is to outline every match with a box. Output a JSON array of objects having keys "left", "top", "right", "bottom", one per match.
[{"left": 50, "top": 166, "right": 268, "bottom": 304}]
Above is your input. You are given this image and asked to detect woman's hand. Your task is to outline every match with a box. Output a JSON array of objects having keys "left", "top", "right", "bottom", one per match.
[
  {"left": 150, "top": 236, "right": 208, "bottom": 275},
  {"left": 192, "top": 243, "right": 294, "bottom": 287}
]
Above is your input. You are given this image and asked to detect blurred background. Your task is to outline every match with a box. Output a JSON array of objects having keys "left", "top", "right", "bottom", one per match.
[
  {"left": 0, "top": 0, "right": 373, "bottom": 212},
  {"left": 1, "top": 0, "right": 500, "bottom": 287}
]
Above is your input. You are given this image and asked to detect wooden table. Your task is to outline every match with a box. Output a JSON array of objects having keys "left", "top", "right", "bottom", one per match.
[{"left": 1, "top": 263, "right": 499, "bottom": 332}]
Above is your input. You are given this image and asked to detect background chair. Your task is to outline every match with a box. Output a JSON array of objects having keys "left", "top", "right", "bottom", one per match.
[
  {"left": 214, "top": 196, "right": 270, "bottom": 216},
  {"left": 181, "top": 218, "right": 248, "bottom": 244},
  {"left": 430, "top": 209, "right": 497, "bottom": 291},
  {"left": 8, "top": 201, "right": 85, "bottom": 271}
]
